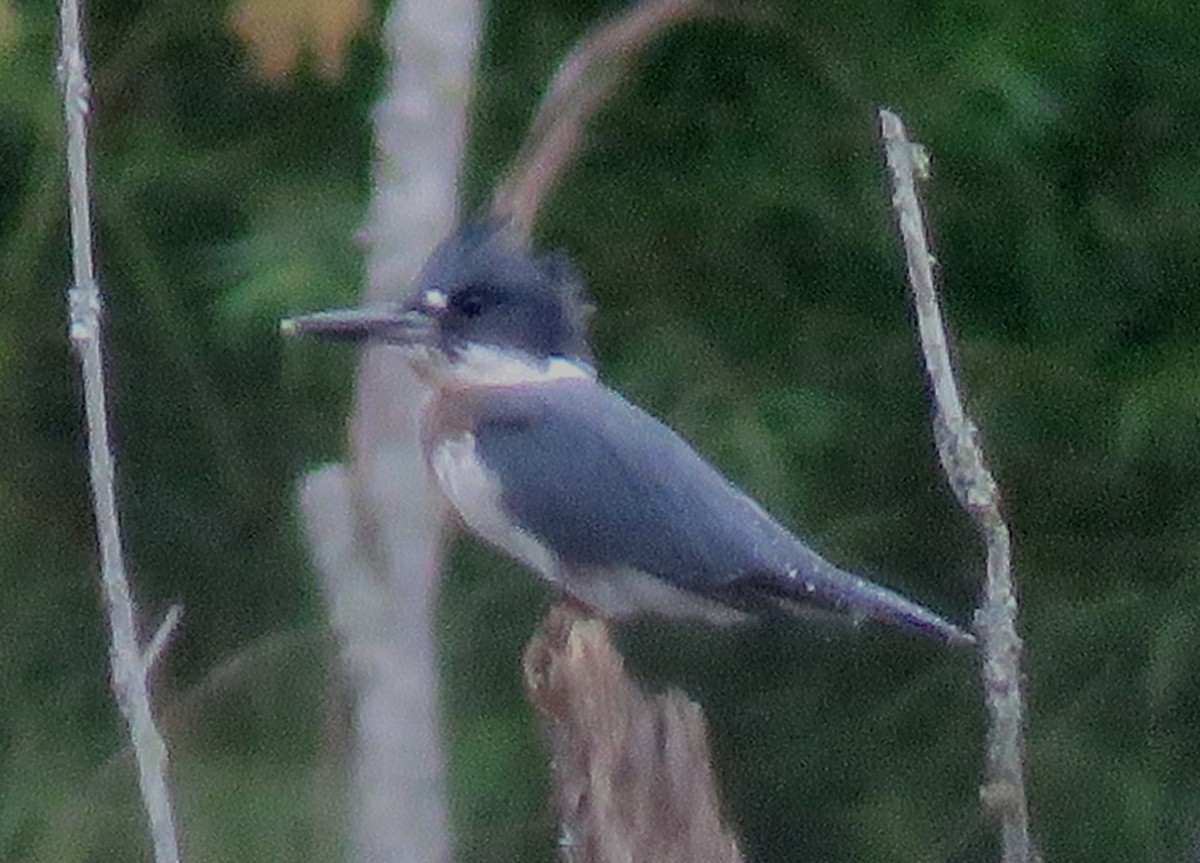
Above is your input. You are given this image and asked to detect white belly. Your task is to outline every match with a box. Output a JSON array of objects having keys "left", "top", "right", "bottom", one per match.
[{"left": 431, "top": 433, "right": 562, "bottom": 581}]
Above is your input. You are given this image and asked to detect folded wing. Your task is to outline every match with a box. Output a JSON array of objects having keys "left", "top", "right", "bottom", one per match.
[{"left": 470, "top": 380, "right": 972, "bottom": 645}]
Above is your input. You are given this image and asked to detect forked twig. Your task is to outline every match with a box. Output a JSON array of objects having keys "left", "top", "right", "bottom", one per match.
[
  {"left": 58, "top": 1, "right": 182, "bottom": 861},
  {"left": 880, "top": 108, "right": 1036, "bottom": 863}
]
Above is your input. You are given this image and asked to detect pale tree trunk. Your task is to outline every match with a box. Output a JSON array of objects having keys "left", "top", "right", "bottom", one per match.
[{"left": 298, "top": 1, "right": 481, "bottom": 861}]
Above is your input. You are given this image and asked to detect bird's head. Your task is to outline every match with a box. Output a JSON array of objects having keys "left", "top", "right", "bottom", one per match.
[{"left": 283, "top": 222, "right": 595, "bottom": 386}]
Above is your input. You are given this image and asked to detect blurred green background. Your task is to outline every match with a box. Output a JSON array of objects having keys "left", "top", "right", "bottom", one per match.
[{"left": 2, "top": 0, "right": 1199, "bottom": 860}]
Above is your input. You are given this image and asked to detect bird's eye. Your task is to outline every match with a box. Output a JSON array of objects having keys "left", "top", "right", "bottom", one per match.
[{"left": 454, "top": 288, "right": 488, "bottom": 318}]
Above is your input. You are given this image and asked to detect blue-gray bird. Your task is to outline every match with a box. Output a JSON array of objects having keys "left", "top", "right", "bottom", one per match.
[{"left": 284, "top": 223, "right": 973, "bottom": 646}]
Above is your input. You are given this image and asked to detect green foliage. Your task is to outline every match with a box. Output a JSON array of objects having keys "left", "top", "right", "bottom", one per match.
[{"left": 3, "top": 0, "right": 1200, "bottom": 860}]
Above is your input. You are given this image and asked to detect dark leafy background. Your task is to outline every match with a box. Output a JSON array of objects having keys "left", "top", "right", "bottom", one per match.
[{"left": 2, "top": 0, "right": 1198, "bottom": 860}]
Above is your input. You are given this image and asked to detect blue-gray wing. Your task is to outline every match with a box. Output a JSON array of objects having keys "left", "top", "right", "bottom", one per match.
[{"left": 470, "top": 380, "right": 971, "bottom": 644}]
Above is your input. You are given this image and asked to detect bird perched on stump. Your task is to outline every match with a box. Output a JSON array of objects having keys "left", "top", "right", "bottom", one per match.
[{"left": 283, "top": 222, "right": 973, "bottom": 647}]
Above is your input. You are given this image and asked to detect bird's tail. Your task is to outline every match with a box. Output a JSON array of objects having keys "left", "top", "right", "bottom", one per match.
[{"left": 732, "top": 546, "right": 976, "bottom": 647}]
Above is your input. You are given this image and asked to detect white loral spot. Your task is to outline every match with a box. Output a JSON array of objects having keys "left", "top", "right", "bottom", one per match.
[{"left": 422, "top": 288, "right": 448, "bottom": 312}]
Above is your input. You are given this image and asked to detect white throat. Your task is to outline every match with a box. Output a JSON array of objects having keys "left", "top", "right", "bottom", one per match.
[{"left": 407, "top": 342, "right": 595, "bottom": 389}]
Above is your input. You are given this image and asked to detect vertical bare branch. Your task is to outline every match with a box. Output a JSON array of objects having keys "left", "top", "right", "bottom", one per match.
[
  {"left": 879, "top": 108, "right": 1036, "bottom": 863},
  {"left": 524, "top": 605, "right": 744, "bottom": 863},
  {"left": 296, "top": 1, "right": 480, "bottom": 861},
  {"left": 58, "top": 1, "right": 183, "bottom": 862}
]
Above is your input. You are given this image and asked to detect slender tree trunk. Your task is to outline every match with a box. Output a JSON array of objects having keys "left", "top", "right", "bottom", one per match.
[{"left": 298, "top": 2, "right": 481, "bottom": 861}]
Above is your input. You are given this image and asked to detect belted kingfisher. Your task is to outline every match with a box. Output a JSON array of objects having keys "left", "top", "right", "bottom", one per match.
[{"left": 284, "top": 222, "right": 973, "bottom": 646}]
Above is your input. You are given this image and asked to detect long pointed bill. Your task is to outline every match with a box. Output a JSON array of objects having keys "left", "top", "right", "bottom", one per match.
[{"left": 280, "top": 306, "right": 433, "bottom": 345}]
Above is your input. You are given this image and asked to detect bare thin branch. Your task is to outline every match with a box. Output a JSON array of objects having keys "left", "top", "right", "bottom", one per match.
[
  {"left": 879, "top": 108, "right": 1036, "bottom": 863},
  {"left": 58, "top": 1, "right": 182, "bottom": 862},
  {"left": 491, "top": 0, "right": 721, "bottom": 244}
]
